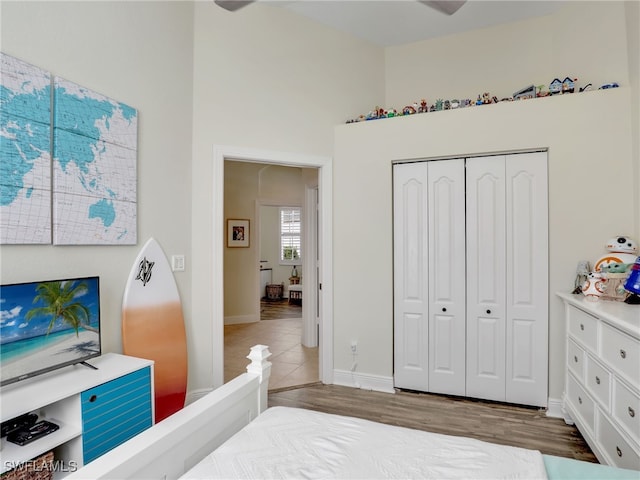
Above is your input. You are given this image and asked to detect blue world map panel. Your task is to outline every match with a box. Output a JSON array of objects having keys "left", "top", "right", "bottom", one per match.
[
  {"left": 52, "top": 77, "right": 137, "bottom": 245},
  {"left": 0, "top": 53, "right": 52, "bottom": 244}
]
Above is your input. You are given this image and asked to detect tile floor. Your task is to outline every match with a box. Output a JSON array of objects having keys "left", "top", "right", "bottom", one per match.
[{"left": 224, "top": 318, "right": 319, "bottom": 390}]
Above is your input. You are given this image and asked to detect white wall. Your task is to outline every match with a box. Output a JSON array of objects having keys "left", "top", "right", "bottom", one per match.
[
  {"left": 385, "top": 0, "right": 639, "bottom": 239},
  {"left": 333, "top": 1, "right": 638, "bottom": 402},
  {"left": 385, "top": 2, "right": 630, "bottom": 107},
  {"left": 1, "top": 1, "right": 383, "bottom": 395},
  {"left": 190, "top": 2, "right": 384, "bottom": 388},
  {"left": 0, "top": 2, "right": 194, "bottom": 361},
  {"left": 3, "top": 0, "right": 636, "bottom": 406},
  {"left": 334, "top": 88, "right": 634, "bottom": 398},
  {"left": 334, "top": 88, "right": 634, "bottom": 401},
  {"left": 626, "top": 0, "right": 640, "bottom": 236}
]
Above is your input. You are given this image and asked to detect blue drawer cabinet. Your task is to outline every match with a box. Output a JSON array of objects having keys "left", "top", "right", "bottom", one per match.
[{"left": 81, "top": 366, "right": 152, "bottom": 464}]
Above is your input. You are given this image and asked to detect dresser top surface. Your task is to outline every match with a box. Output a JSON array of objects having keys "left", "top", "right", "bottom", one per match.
[{"left": 557, "top": 292, "right": 640, "bottom": 339}]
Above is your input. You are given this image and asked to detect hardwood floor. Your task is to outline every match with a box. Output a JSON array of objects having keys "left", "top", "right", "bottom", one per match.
[
  {"left": 244, "top": 300, "right": 597, "bottom": 463},
  {"left": 269, "top": 384, "right": 598, "bottom": 463},
  {"left": 260, "top": 298, "right": 302, "bottom": 320}
]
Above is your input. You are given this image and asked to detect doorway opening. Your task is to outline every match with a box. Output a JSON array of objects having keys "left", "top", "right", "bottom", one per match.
[
  {"left": 224, "top": 166, "right": 318, "bottom": 390},
  {"left": 211, "top": 146, "right": 333, "bottom": 390}
]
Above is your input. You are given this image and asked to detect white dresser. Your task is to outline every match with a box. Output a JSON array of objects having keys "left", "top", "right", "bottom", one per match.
[{"left": 558, "top": 292, "right": 640, "bottom": 470}]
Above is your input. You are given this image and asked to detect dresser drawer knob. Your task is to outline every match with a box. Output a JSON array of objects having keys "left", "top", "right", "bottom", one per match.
[
  {"left": 595, "top": 376, "right": 600, "bottom": 385},
  {"left": 89, "top": 394, "right": 97, "bottom": 403},
  {"left": 629, "top": 407, "right": 636, "bottom": 418},
  {"left": 578, "top": 396, "right": 582, "bottom": 405},
  {"left": 616, "top": 446, "right": 622, "bottom": 457},
  {"left": 442, "top": 308, "right": 447, "bottom": 312},
  {"left": 620, "top": 349, "right": 626, "bottom": 359},
  {"left": 580, "top": 323, "right": 584, "bottom": 331},
  {"left": 486, "top": 309, "right": 491, "bottom": 315}
]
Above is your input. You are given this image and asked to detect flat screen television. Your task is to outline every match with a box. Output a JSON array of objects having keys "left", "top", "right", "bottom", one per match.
[{"left": 0, "top": 276, "right": 101, "bottom": 386}]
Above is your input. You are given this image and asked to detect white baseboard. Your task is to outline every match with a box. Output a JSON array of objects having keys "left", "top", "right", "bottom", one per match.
[
  {"left": 545, "top": 397, "right": 564, "bottom": 418},
  {"left": 333, "top": 369, "right": 395, "bottom": 393},
  {"left": 224, "top": 314, "right": 259, "bottom": 325},
  {"left": 330, "top": 378, "right": 568, "bottom": 419}
]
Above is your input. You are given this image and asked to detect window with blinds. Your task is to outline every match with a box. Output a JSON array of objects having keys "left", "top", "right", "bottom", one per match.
[{"left": 280, "top": 206, "right": 301, "bottom": 264}]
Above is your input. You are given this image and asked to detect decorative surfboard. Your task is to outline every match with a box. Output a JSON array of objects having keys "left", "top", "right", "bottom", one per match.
[{"left": 122, "top": 237, "right": 187, "bottom": 422}]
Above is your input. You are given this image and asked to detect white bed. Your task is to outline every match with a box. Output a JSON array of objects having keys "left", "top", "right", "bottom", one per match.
[
  {"left": 67, "top": 345, "right": 639, "bottom": 480},
  {"left": 182, "top": 406, "right": 546, "bottom": 479}
]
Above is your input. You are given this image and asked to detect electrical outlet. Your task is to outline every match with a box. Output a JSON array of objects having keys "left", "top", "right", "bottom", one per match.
[{"left": 350, "top": 340, "right": 357, "bottom": 353}]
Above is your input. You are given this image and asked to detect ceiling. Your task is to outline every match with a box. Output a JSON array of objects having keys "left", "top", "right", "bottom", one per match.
[{"left": 267, "top": 1, "right": 568, "bottom": 47}]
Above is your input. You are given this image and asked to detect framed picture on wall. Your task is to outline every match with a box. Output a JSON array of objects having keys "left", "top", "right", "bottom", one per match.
[{"left": 227, "top": 219, "right": 249, "bottom": 248}]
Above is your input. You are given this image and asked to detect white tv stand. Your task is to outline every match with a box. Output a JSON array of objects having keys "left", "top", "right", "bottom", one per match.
[{"left": 1, "top": 353, "right": 154, "bottom": 477}]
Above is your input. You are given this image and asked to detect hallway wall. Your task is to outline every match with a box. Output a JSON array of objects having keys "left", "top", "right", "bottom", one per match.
[{"left": 191, "top": 1, "right": 383, "bottom": 389}]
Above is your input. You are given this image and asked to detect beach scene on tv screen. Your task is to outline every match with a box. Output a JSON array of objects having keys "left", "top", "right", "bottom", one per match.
[{"left": 0, "top": 277, "right": 100, "bottom": 384}]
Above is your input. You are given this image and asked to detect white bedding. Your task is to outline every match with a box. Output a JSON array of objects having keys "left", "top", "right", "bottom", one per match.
[{"left": 182, "top": 406, "right": 548, "bottom": 479}]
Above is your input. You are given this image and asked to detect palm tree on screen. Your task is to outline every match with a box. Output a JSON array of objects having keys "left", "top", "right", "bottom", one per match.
[{"left": 25, "top": 281, "right": 98, "bottom": 336}]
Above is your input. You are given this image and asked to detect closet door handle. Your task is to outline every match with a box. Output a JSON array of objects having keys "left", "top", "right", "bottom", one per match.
[
  {"left": 595, "top": 376, "right": 601, "bottom": 385},
  {"left": 620, "top": 349, "right": 626, "bottom": 359},
  {"left": 574, "top": 355, "right": 578, "bottom": 363},
  {"left": 616, "top": 446, "right": 622, "bottom": 457},
  {"left": 580, "top": 323, "right": 585, "bottom": 331},
  {"left": 629, "top": 407, "right": 635, "bottom": 418}
]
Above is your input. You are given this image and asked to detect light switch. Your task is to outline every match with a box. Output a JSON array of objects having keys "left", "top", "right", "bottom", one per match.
[{"left": 171, "top": 255, "right": 185, "bottom": 272}]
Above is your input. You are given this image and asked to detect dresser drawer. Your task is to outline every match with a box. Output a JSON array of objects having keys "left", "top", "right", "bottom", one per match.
[
  {"left": 601, "top": 323, "right": 640, "bottom": 386},
  {"left": 613, "top": 378, "right": 640, "bottom": 445},
  {"left": 597, "top": 412, "right": 640, "bottom": 470},
  {"left": 81, "top": 367, "right": 152, "bottom": 464},
  {"left": 568, "top": 305, "right": 598, "bottom": 352},
  {"left": 585, "top": 355, "right": 611, "bottom": 409},
  {"left": 566, "top": 373, "right": 595, "bottom": 432},
  {"left": 567, "top": 339, "right": 585, "bottom": 381}
]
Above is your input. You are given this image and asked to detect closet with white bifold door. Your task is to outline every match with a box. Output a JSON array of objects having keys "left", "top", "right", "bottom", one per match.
[{"left": 393, "top": 151, "right": 549, "bottom": 407}]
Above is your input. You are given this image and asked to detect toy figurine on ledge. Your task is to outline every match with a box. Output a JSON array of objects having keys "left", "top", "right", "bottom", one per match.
[
  {"left": 581, "top": 271, "right": 607, "bottom": 301},
  {"left": 583, "top": 235, "right": 638, "bottom": 302},
  {"left": 572, "top": 260, "right": 590, "bottom": 294},
  {"left": 594, "top": 235, "right": 638, "bottom": 271}
]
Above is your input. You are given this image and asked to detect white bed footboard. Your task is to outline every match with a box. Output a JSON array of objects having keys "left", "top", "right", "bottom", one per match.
[{"left": 66, "top": 345, "right": 272, "bottom": 480}]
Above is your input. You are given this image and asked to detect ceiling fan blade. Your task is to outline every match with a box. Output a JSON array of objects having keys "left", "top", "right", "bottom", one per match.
[
  {"left": 419, "top": 1, "right": 467, "bottom": 15},
  {"left": 214, "top": 0, "right": 254, "bottom": 12}
]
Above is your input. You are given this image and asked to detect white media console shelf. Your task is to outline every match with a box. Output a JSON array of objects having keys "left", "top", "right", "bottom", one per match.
[{"left": 0, "top": 353, "right": 154, "bottom": 477}]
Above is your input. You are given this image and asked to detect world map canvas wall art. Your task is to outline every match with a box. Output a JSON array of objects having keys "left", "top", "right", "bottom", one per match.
[
  {"left": 0, "top": 53, "right": 52, "bottom": 244},
  {"left": 0, "top": 52, "right": 138, "bottom": 245},
  {"left": 52, "top": 78, "right": 137, "bottom": 245}
]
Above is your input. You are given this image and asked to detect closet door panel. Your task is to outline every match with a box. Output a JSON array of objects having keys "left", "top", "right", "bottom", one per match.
[
  {"left": 467, "top": 313, "right": 506, "bottom": 401},
  {"left": 505, "top": 152, "right": 548, "bottom": 407},
  {"left": 393, "top": 163, "right": 429, "bottom": 390},
  {"left": 466, "top": 156, "right": 506, "bottom": 402},
  {"left": 428, "top": 159, "right": 466, "bottom": 395}
]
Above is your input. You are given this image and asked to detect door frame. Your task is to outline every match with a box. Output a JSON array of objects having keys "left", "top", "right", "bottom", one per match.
[
  {"left": 212, "top": 145, "right": 333, "bottom": 384},
  {"left": 302, "top": 185, "right": 319, "bottom": 347}
]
